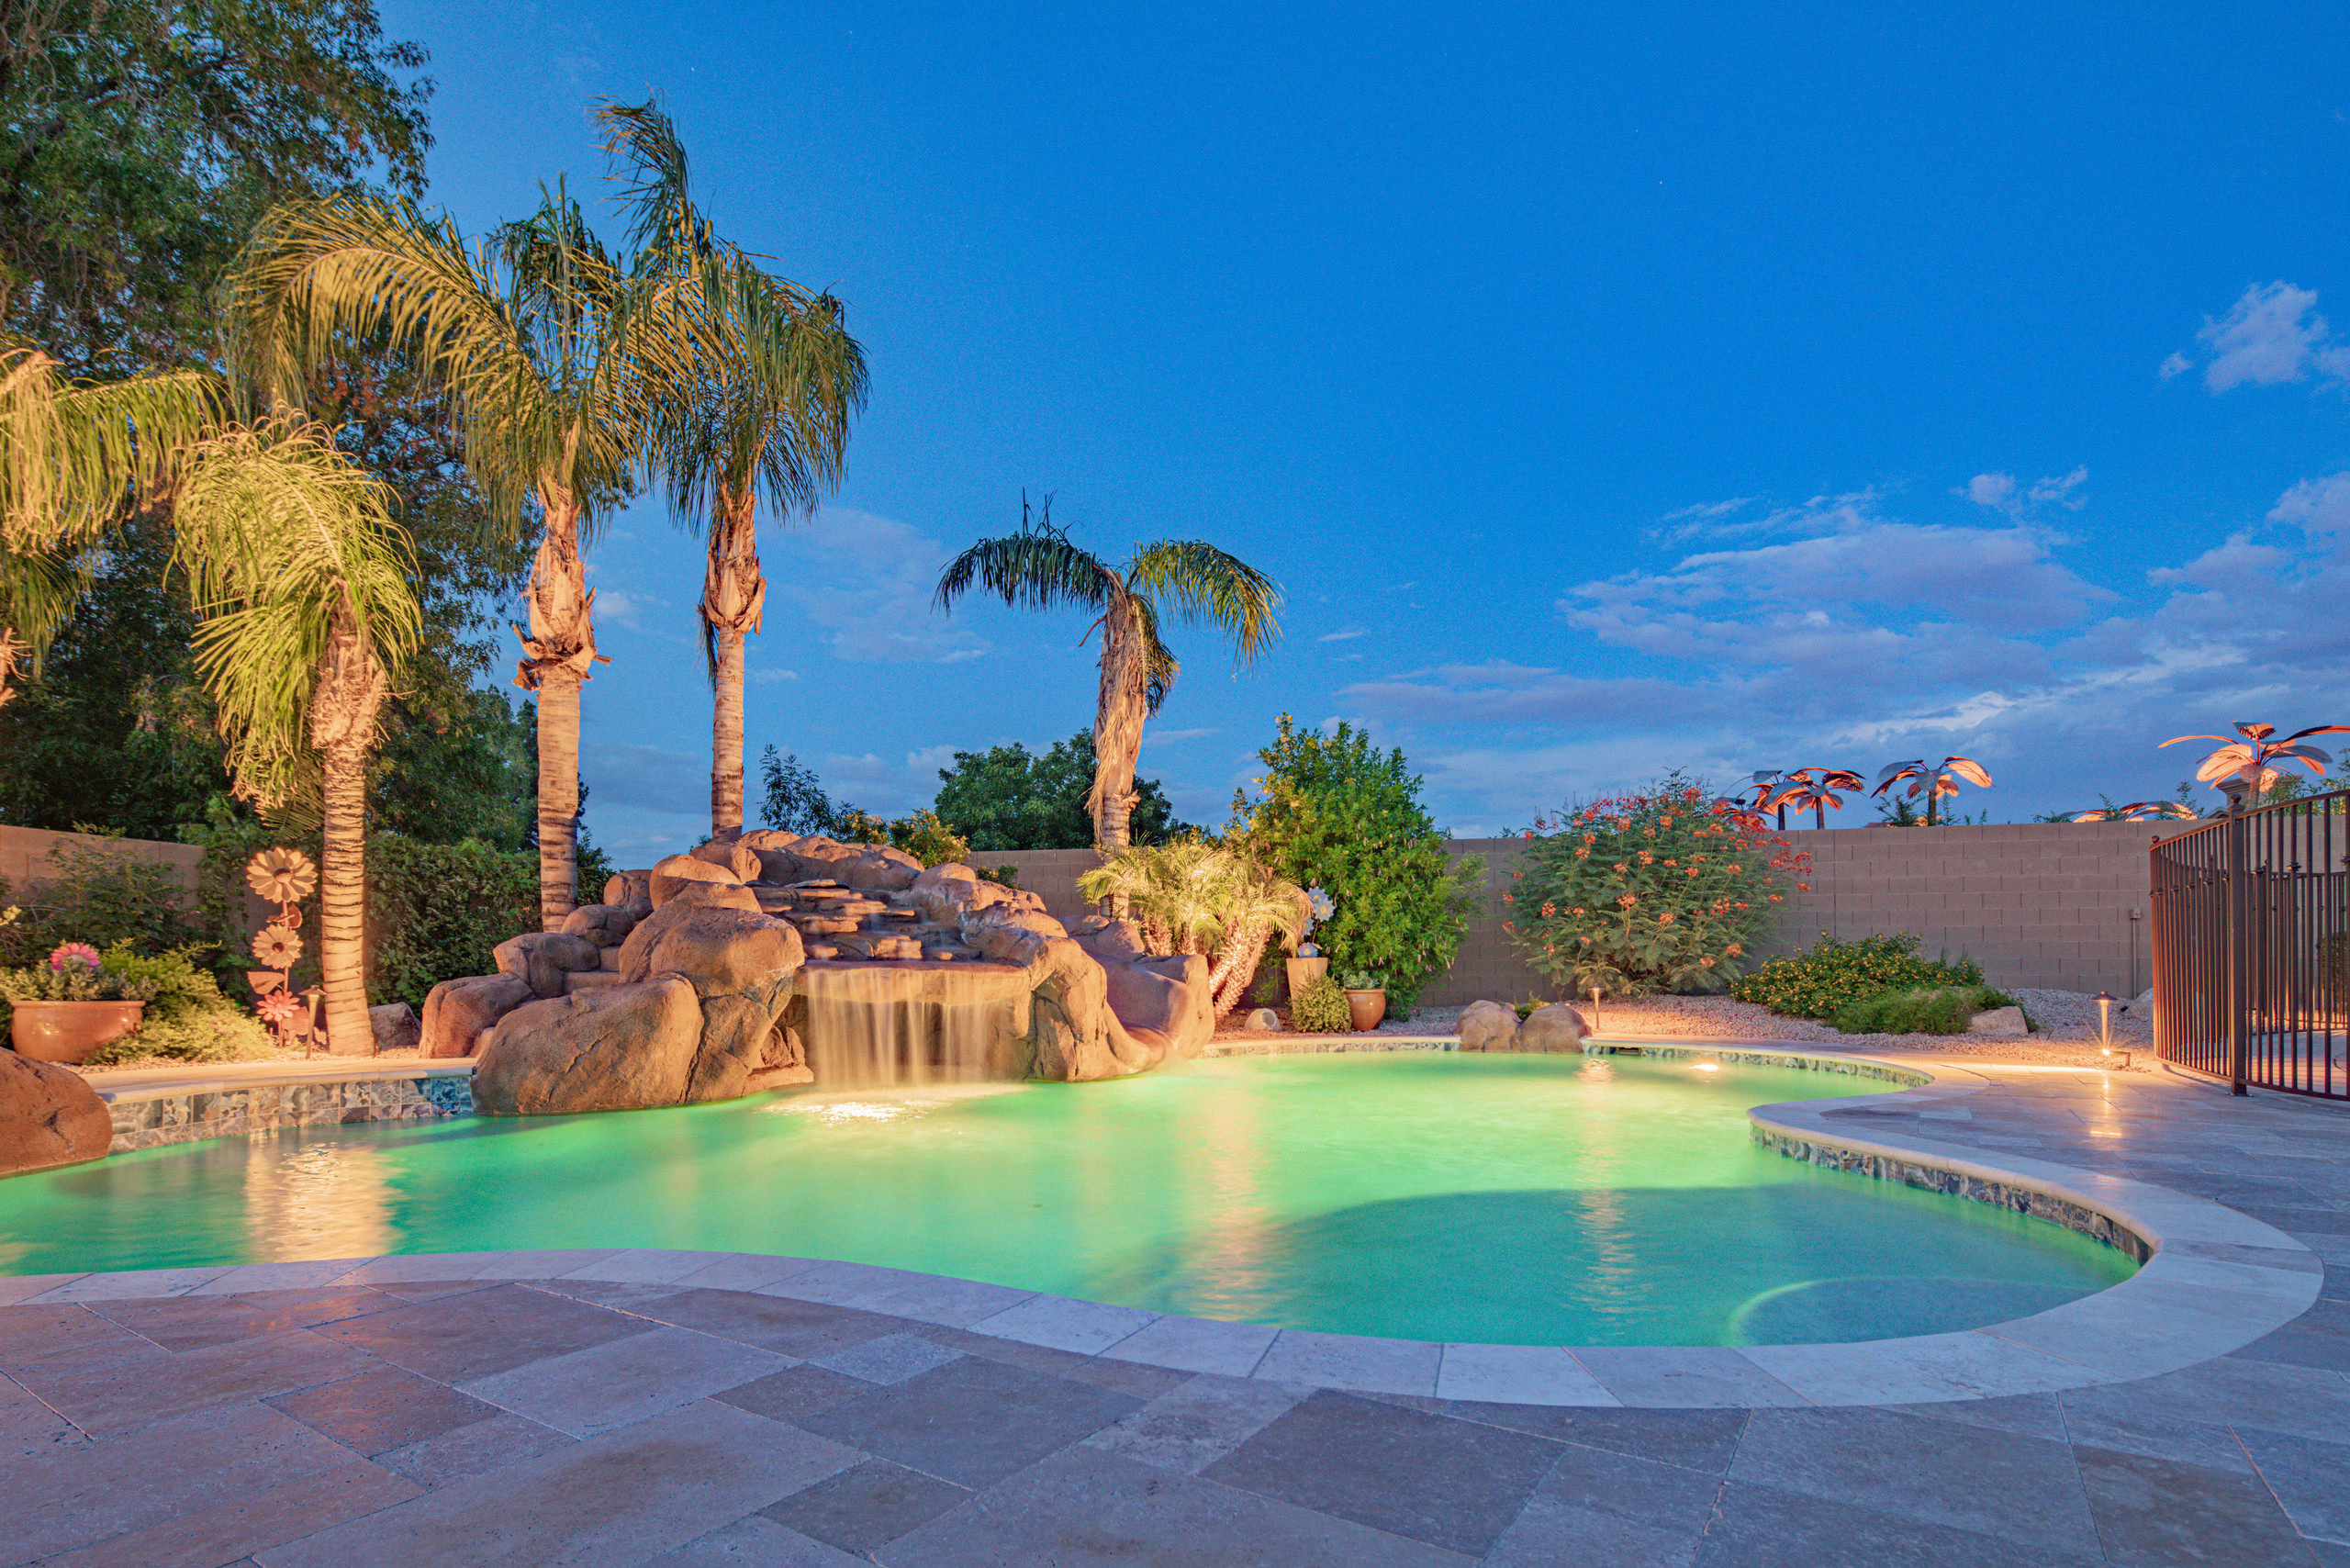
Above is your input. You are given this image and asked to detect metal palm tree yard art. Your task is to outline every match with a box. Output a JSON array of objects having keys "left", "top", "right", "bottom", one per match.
[
  {"left": 1874, "top": 756, "right": 1993, "bottom": 825},
  {"left": 2161, "top": 721, "right": 2350, "bottom": 799},
  {"left": 246, "top": 847, "right": 320, "bottom": 1052}
]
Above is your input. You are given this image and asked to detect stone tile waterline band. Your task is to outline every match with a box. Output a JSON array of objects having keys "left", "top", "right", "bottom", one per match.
[{"left": 2, "top": 1047, "right": 2321, "bottom": 1410}]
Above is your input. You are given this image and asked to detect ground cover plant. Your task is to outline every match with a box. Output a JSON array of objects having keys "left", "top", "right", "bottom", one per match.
[
  {"left": 1830, "top": 983, "right": 2017, "bottom": 1036},
  {"left": 1506, "top": 776, "right": 1806, "bottom": 997},
  {"left": 1733, "top": 931, "right": 2016, "bottom": 1023}
]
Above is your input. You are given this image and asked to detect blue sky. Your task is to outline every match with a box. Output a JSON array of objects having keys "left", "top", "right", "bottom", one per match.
[{"left": 383, "top": 2, "right": 2350, "bottom": 861}]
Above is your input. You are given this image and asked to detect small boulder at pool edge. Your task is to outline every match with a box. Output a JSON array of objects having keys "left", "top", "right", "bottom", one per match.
[
  {"left": 0, "top": 1050, "right": 111, "bottom": 1174},
  {"left": 1969, "top": 1006, "right": 2028, "bottom": 1038},
  {"left": 1457, "top": 999, "right": 1520, "bottom": 1052},
  {"left": 1518, "top": 1003, "right": 1589, "bottom": 1052},
  {"left": 368, "top": 1002, "right": 420, "bottom": 1054}
]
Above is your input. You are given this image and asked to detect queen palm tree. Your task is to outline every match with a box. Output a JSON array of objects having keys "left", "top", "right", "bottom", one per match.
[
  {"left": 596, "top": 101, "right": 868, "bottom": 842},
  {"left": 169, "top": 420, "right": 420, "bottom": 1054},
  {"left": 0, "top": 345, "right": 419, "bottom": 1054},
  {"left": 227, "top": 182, "right": 702, "bottom": 927},
  {"left": 935, "top": 496, "right": 1281, "bottom": 867}
]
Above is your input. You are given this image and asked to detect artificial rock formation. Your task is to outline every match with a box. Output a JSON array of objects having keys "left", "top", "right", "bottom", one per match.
[
  {"left": 0, "top": 1051, "right": 113, "bottom": 1174},
  {"left": 1517, "top": 1003, "right": 1590, "bottom": 1053},
  {"left": 429, "top": 836, "right": 1216, "bottom": 1114},
  {"left": 1457, "top": 999, "right": 1522, "bottom": 1052}
]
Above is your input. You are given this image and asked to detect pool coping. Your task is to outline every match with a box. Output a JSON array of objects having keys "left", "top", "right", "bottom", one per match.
[{"left": 4, "top": 1044, "right": 2321, "bottom": 1410}]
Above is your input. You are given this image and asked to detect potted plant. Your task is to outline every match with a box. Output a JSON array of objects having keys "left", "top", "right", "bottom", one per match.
[
  {"left": 3, "top": 945, "right": 162, "bottom": 1064},
  {"left": 1342, "top": 969, "right": 1387, "bottom": 1032},
  {"left": 1286, "top": 886, "right": 1335, "bottom": 999}
]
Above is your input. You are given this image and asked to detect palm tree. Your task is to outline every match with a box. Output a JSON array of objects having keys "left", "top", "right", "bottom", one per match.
[
  {"left": 1874, "top": 756, "right": 1992, "bottom": 825},
  {"left": 169, "top": 420, "right": 420, "bottom": 1054},
  {"left": 935, "top": 496, "right": 1281, "bottom": 868},
  {"left": 1080, "top": 836, "right": 1234, "bottom": 956},
  {"left": 1201, "top": 856, "right": 1306, "bottom": 1017},
  {"left": 227, "top": 182, "right": 702, "bottom": 927},
  {"left": 596, "top": 102, "right": 868, "bottom": 841},
  {"left": 0, "top": 345, "right": 419, "bottom": 1053}
]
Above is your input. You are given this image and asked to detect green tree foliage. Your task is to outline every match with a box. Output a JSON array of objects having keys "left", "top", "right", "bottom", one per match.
[
  {"left": 366, "top": 834, "right": 539, "bottom": 1007},
  {"left": 1290, "top": 976, "right": 1352, "bottom": 1033},
  {"left": 1225, "top": 715, "right": 1478, "bottom": 1010},
  {"left": 758, "top": 746, "right": 835, "bottom": 834},
  {"left": 0, "top": 0, "right": 431, "bottom": 377},
  {"left": 934, "top": 733, "right": 1183, "bottom": 850},
  {"left": 1507, "top": 778, "right": 1804, "bottom": 997}
]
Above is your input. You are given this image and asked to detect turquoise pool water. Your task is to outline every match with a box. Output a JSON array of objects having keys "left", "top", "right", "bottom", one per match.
[{"left": 0, "top": 1052, "right": 2135, "bottom": 1345}]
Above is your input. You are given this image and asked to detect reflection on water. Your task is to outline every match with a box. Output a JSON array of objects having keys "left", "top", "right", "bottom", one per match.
[{"left": 241, "top": 1139, "right": 395, "bottom": 1262}]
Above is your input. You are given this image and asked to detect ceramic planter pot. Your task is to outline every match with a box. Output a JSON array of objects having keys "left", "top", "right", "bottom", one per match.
[
  {"left": 1345, "top": 989, "right": 1387, "bottom": 1032},
  {"left": 1285, "top": 956, "right": 1329, "bottom": 999},
  {"left": 10, "top": 1000, "right": 145, "bottom": 1064}
]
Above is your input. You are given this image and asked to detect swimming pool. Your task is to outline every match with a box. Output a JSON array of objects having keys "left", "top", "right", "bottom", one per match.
[{"left": 0, "top": 1052, "right": 2134, "bottom": 1345}]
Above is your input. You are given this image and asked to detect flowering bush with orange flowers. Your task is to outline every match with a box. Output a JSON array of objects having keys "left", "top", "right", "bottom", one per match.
[{"left": 1503, "top": 776, "right": 1809, "bottom": 996}]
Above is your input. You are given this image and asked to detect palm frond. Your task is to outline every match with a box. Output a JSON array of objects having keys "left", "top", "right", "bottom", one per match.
[
  {"left": 934, "top": 495, "right": 1116, "bottom": 615},
  {"left": 1125, "top": 540, "right": 1281, "bottom": 669},
  {"left": 169, "top": 419, "right": 421, "bottom": 808},
  {"left": 0, "top": 342, "right": 224, "bottom": 548},
  {"left": 1132, "top": 592, "right": 1180, "bottom": 715},
  {"left": 0, "top": 543, "right": 95, "bottom": 674}
]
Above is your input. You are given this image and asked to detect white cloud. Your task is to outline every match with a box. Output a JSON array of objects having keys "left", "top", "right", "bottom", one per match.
[
  {"left": 1962, "top": 466, "right": 2087, "bottom": 519},
  {"left": 1345, "top": 477, "right": 2350, "bottom": 823},
  {"left": 750, "top": 667, "right": 800, "bottom": 684},
  {"left": 767, "top": 507, "right": 993, "bottom": 665},
  {"left": 2169, "top": 282, "right": 2350, "bottom": 392},
  {"left": 1319, "top": 627, "right": 1368, "bottom": 642},
  {"left": 1142, "top": 727, "right": 1216, "bottom": 746},
  {"left": 1651, "top": 488, "right": 1886, "bottom": 545},
  {"left": 593, "top": 590, "right": 666, "bottom": 631}
]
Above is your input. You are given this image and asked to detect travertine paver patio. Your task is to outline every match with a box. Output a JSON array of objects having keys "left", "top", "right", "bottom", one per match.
[{"left": 0, "top": 1052, "right": 2344, "bottom": 1565}]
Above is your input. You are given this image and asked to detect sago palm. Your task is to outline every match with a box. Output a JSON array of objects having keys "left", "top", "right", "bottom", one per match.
[
  {"left": 935, "top": 496, "right": 1281, "bottom": 868},
  {"left": 598, "top": 100, "right": 867, "bottom": 840},
  {"left": 1079, "top": 836, "right": 1232, "bottom": 955},
  {"left": 227, "top": 181, "right": 702, "bottom": 926}
]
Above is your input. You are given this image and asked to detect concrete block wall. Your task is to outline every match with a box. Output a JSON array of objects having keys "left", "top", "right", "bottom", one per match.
[
  {"left": 0, "top": 825, "right": 204, "bottom": 902},
  {"left": 984, "top": 822, "right": 2188, "bottom": 1007}
]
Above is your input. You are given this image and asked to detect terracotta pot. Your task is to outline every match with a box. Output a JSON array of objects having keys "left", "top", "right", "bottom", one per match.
[
  {"left": 1285, "top": 956, "right": 1329, "bottom": 999},
  {"left": 10, "top": 1000, "right": 146, "bottom": 1064},
  {"left": 1344, "top": 989, "right": 1386, "bottom": 1032}
]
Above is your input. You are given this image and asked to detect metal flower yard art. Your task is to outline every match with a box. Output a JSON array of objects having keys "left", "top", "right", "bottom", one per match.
[
  {"left": 1763, "top": 767, "right": 1867, "bottom": 830},
  {"left": 2071, "top": 801, "right": 2199, "bottom": 823},
  {"left": 244, "top": 846, "right": 319, "bottom": 1052},
  {"left": 2160, "top": 722, "right": 2350, "bottom": 800},
  {"left": 1874, "top": 756, "right": 1992, "bottom": 825}
]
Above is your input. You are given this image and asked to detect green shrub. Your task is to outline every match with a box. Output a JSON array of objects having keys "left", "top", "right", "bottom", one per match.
[
  {"left": 977, "top": 864, "right": 1021, "bottom": 889},
  {"left": 1292, "top": 976, "right": 1353, "bottom": 1033},
  {"left": 0, "top": 960, "right": 159, "bottom": 1002},
  {"left": 1226, "top": 715, "right": 1480, "bottom": 1010},
  {"left": 1832, "top": 986, "right": 1976, "bottom": 1036},
  {"left": 368, "top": 834, "right": 539, "bottom": 1008},
  {"left": 89, "top": 944, "right": 270, "bottom": 1064},
  {"left": 1732, "top": 933, "right": 1986, "bottom": 1020}
]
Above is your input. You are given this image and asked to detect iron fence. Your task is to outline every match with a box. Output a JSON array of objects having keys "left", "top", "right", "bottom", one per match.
[{"left": 2151, "top": 786, "right": 2350, "bottom": 1098}]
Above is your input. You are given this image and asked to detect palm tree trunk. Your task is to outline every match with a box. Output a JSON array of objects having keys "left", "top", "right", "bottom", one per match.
[
  {"left": 308, "top": 607, "right": 386, "bottom": 1056},
  {"left": 535, "top": 668, "right": 581, "bottom": 928},
  {"left": 711, "top": 626, "right": 745, "bottom": 838},
  {"left": 1088, "top": 596, "right": 1147, "bottom": 915},
  {"left": 1208, "top": 921, "right": 1270, "bottom": 1016},
  {"left": 512, "top": 481, "right": 604, "bottom": 930},
  {"left": 703, "top": 485, "right": 763, "bottom": 842}
]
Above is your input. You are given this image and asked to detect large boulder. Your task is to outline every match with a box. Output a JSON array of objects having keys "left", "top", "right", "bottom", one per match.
[
  {"left": 740, "top": 831, "right": 922, "bottom": 892},
  {"left": 474, "top": 978, "right": 705, "bottom": 1114},
  {"left": 493, "top": 932, "right": 605, "bottom": 999},
  {"left": 368, "top": 1002, "right": 421, "bottom": 1054},
  {"left": 619, "top": 902, "right": 805, "bottom": 1007},
  {"left": 665, "top": 881, "right": 762, "bottom": 913},
  {"left": 689, "top": 838, "right": 763, "bottom": 883},
  {"left": 649, "top": 854, "right": 744, "bottom": 908},
  {"left": 0, "top": 1052, "right": 111, "bottom": 1174},
  {"left": 420, "top": 972, "right": 534, "bottom": 1058},
  {"left": 1518, "top": 1003, "right": 1589, "bottom": 1053},
  {"left": 603, "top": 870, "right": 655, "bottom": 910},
  {"left": 908, "top": 862, "right": 1045, "bottom": 924},
  {"left": 1458, "top": 999, "right": 1520, "bottom": 1052},
  {"left": 561, "top": 902, "right": 643, "bottom": 949},
  {"left": 1069, "top": 917, "right": 1214, "bottom": 1063}
]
